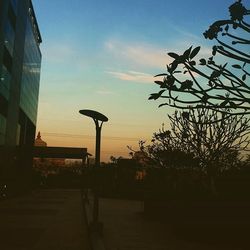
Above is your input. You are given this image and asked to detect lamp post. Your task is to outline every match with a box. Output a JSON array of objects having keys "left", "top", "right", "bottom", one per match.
[{"left": 79, "top": 109, "right": 108, "bottom": 232}]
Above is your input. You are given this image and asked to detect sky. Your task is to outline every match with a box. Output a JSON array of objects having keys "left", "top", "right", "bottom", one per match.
[{"left": 32, "top": 0, "right": 235, "bottom": 162}]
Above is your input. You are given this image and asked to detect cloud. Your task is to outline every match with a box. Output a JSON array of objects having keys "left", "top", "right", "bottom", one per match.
[
  {"left": 105, "top": 40, "right": 170, "bottom": 68},
  {"left": 171, "top": 25, "right": 203, "bottom": 43},
  {"left": 106, "top": 70, "right": 154, "bottom": 83},
  {"left": 105, "top": 38, "right": 213, "bottom": 70}
]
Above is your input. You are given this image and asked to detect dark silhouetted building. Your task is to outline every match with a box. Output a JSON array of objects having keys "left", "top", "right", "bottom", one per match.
[{"left": 0, "top": 0, "right": 42, "bottom": 191}]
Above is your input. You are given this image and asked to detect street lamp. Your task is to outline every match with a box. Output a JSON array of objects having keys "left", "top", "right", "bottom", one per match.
[{"left": 79, "top": 109, "right": 108, "bottom": 232}]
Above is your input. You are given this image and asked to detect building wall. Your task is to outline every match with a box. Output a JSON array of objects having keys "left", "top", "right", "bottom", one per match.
[{"left": 0, "top": 0, "right": 42, "bottom": 185}]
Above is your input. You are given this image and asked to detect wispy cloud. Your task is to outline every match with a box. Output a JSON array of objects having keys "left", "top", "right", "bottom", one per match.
[
  {"left": 105, "top": 38, "right": 212, "bottom": 70},
  {"left": 170, "top": 24, "right": 203, "bottom": 43},
  {"left": 106, "top": 70, "right": 154, "bottom": 83},
  {"left": 105, "top": 40, "right": 170, "bottom": 68}
]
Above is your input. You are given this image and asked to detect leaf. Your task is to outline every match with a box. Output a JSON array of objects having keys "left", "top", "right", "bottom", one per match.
[
  {"left": 232, "top": 64, "right": 241, "bottom": 69},
  {"left": 190, "top": 46, "right": 201, "bottom": 59},
  {"left": 170, "top": 61, "right": 178, "bottom": 72},
  {"left": 164, "top": 76, "right": 175, "bottom": 86},
  {"left": 210, "top": 70, "right": 221, "bottom": 79},
  {"left": 154, "top": 73, "right": 168, "bottom": 77},
  {"left": 242, "top": 74, "right": 246, "bottom": 81},
  {"left": 229, "top": 102, "right": 237, "bottom": 109},
  {"left": 183, "top": 46, "right": 192, "bottom": 59},
  {"left": 158, "top": 103, "right": 168, "bottom": 108},
  {"left": 158, "top": 89, "right": 165, "bottom": 95},
  {"left": 154, "top": 81, "right": 163, "bottom": 85},
  {"left": 189, "top": 61, "right": 196, "bottom": 66},
  {"left": 208, "top": 58, "right": 215, "bottom": 65},
  {"left": 199, "top": 58, "right": 206, "bottom": 65},
  {"left": 168, "top": 52, "right": 179, "bottom": 59},
  {"left": 148, "top": 93, "right": 158, "bottom": 100},
  {"left": 180, "top": 80, "right": 193, "bottom": 90},
  {"left": 152, "top": 89, "right": 164, "bottom": 96}
]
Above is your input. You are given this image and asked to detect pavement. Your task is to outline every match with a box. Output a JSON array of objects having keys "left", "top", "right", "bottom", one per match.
[
  {"left": 0, "top": 189, "right": 91, "bottom": 250},
  {"left": 1, "top": 189, "right": 248, "bottom": 250},
  {"left": 85, "top": 196, "right": 248, "bottom": 250}
]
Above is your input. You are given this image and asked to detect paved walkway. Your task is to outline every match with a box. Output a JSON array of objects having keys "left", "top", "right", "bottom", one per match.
[
  {"left": 96, "top": 198, "right": 247, "bottom": 250},
  {"left": 0, "top": 189, "right": 91, "bottom": 250},
  {"left": 5, "top": 190, "right": 246, "bottom": 250}
]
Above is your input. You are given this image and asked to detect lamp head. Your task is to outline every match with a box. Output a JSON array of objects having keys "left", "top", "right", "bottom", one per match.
[{"left": 79, "top": 109, "right": 108, "bottom": 122}]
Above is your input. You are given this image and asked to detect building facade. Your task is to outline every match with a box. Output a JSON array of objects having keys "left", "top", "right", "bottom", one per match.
[{"left": 0, "top": 0, "right": 42, "bottom": 188}]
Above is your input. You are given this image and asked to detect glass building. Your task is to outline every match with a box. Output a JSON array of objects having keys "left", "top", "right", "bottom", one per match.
[{"left": 0, "top": 0, "right": 42, "bottom": 190}]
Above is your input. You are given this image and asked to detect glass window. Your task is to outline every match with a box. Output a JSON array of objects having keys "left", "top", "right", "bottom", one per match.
[
  {"left": 8, "top": 3, "right": 16, "bottom": 29},
  {"left": 4, "top": 19, "right": 15, "bottom": 56},
  {"left": 0, "top": 65, "right": 11, "bottom": 100},
  {"left": 10, "top": 0, "right": 19, "bottom": 14},
  {"left": 0, "top": 114, "right": 7, "bottom": 145},
  {"left": 3, "top": 47, "right": 12, "bottom": 72},
  {"left": 20, "top": 16, "right": 41, "bottom": 124}
]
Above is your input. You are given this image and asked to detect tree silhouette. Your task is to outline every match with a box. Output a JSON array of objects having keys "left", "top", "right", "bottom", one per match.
[
  {"left": 134, "top": 108, "right": 250, "bottom": 194},
  {"left": 149, "top": 0, "right": 250, "bottom": 115},
  {"left": 131, "top": 130, "right": 198, "bottom": 170},
  {"left": 170, "top": 108, "right": 250, "bottom": 193}
]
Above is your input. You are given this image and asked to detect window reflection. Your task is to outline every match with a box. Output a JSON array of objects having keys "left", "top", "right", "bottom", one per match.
[
  {"left": 4, "top": 20, "right": 15, "bottom": 56},
  {"left": 0, "top": 65, "right": 11, "bottom": 100},
  {"left": 20, "top": 16, "right": 41, "bottom": 124},
  {"left": 10, "top": 0, "right": 19, "bottom": 14}
]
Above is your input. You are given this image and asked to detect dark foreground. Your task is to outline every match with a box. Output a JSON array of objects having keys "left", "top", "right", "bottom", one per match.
[
  {"left": 0, "top": 189, "right": 91, "bottom": 250},
  {"left": 86, "top": 197, "right": 249, "bottom": 250},
  {"left": 1, "top": 188, "right": 248, "bottom": 250}
]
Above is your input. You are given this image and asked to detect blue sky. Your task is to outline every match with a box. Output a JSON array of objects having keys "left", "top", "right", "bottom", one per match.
[{"left": 32, "top": 0, "right": 235, "bottom": 161}]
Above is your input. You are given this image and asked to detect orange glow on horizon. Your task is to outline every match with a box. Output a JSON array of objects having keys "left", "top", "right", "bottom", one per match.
[{"left": 35, "top": 132, "right": 146, "bottom": 162}]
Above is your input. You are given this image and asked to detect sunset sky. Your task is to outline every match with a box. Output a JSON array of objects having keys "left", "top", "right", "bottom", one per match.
[{"left": 32, "top": 0, "right": 234, "bottom": 162}]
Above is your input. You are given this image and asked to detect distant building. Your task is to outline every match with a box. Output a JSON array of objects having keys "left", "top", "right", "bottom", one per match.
[
  {"left": 33, "top": 132, "right": 66, "bottom": 170},
  {"left": 0, "top": 0, "right": 42, "bottom": 186},
  {"left": 34, "top": 132, "right": 47, "bottom": 147}
]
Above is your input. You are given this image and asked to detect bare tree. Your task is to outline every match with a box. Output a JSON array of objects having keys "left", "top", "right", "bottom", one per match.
[
  {"left": 129, "top": 134, "right": 197, "bottom": 170},
  {"left": 132, "top": 108, "right": 250, "bottom": 194},
  {"left": 169, "top": 108, "right": 250, "bottom": 193},
  {"left": 149, "top": 0, "right": 250, "bottom": 115}
]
